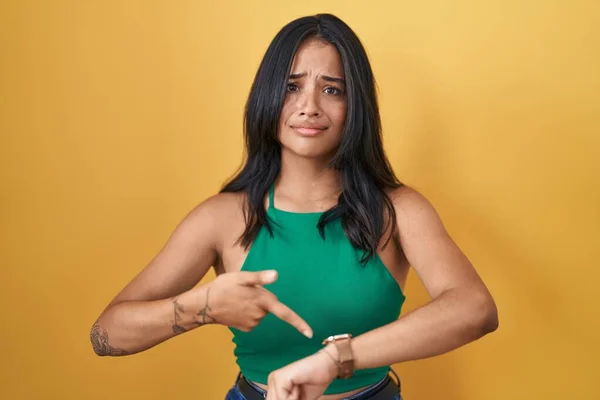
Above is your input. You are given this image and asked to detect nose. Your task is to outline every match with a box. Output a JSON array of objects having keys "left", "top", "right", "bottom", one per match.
[{"left": 297, "top": 88, "right": 322, "bottom": 117}]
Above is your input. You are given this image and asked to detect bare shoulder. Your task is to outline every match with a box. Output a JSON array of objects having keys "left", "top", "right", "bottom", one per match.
[
  {"left": 153, "top": 190, "right": 246, "bottom": 262},
  {"left": 197, "top": 191, "right": 245, "bottom": 216},
  {"left": 200, "top": 191, "right": 249, "bottom": 274},
  {"left": 384, "top": 184, "right": 445, "bottom": 236},
  {"left": 188, "top": 191, "right": 246, "bottom": 237},
  {"left": 385, "top": 184, "right": 429, "bottom": 204}
]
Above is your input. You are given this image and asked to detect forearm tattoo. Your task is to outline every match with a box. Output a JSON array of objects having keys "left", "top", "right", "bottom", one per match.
[
  {"left": 171, "top": 287, "right": 216, "bottom": 334},
  {"left": 90, "top": 322, "right": 131, "bottom": 356}
]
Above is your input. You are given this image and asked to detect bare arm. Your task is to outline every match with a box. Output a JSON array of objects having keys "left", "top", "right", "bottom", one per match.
[
  {"left": 333, "top": 186, "right": 499, "bottom": 368},
  {"left": 90, "top": 193, "right": 313, "bottom": 357},
  {"left": 90, "top": 194, "right": 222, "bottom": 356}
]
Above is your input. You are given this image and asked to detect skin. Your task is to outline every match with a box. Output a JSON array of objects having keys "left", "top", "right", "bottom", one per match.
[
  {"left": 90, "top": 38, "right": 498, "bottom": 400},
  {"left": 278, "top": 38, "right": 347, "bottom": 162}
]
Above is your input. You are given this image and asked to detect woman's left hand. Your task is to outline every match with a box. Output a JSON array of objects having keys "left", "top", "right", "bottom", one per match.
[{"left": 266, "top": 348, "right": 339, "bottom": 400}]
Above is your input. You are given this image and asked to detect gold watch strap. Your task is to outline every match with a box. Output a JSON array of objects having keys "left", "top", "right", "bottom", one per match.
[
  {"left": 335, "top": 336, "right": 355, "bottom": 379},
  {"left": 322, "top": 334, "right": 355, "bottom": 379}
]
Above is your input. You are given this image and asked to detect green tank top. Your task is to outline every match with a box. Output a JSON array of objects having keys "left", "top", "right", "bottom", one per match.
[{"left": 229, "top": 185, "right": 406, "bottom": 395}]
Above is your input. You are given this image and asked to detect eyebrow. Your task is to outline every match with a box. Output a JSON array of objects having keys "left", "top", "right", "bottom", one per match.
[{"left": 288, "top": 72, "right": 346, "bottom": 85}]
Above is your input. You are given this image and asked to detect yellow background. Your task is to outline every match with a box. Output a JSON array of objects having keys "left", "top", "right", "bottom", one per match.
[{"left": 1, "top": 1, "right": 598, "bottom": 399}]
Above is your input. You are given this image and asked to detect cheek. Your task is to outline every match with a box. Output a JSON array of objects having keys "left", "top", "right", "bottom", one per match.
[
  {"left": 337, "top": 108, "right": 347, "bottom": 126},
  {"left": 278, "top": 102, "right": 293, "bottom": 129},
  {"left": 329, "top": 104, "right": 347, "bottom": 132}
]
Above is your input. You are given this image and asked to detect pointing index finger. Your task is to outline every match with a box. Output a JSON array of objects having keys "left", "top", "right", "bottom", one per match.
[{"left": 266, "top": 298, "right": 313, "bottom": 339}]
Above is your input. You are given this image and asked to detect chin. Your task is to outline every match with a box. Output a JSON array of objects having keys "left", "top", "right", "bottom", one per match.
[{"left": 280, "top": 142, "right": 338, "bottom": 160}]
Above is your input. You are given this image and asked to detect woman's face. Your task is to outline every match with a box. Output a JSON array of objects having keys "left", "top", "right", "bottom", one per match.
[{"left": 278, "top": 38, "right": 347, "bottom": 160}]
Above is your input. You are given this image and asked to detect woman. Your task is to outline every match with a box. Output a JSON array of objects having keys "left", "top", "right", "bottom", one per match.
[{"left": 90, "top": 13, "right": 499, "bottom": 400}]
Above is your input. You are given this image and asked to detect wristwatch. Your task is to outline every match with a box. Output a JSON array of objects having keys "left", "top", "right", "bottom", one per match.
[{"left": 322, "top": 333, "right": 355, "bottom": 379}]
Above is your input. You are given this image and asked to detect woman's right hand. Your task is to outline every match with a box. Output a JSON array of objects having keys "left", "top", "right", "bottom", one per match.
[{"left": 207, "top": 270, "right": 313, "bottom": 338}]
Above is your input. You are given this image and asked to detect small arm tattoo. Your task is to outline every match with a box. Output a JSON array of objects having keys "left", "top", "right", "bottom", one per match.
[
  {"left": 197, "top": 287, "right": 217, "bottom": 325},
  {"left": 171, "top": 287, "right": 216, "bottom": 334},
  {"left": 90, "top": 322, "right": 130, "bottom": 356}
]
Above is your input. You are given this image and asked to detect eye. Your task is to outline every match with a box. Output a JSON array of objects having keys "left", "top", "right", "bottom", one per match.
[
  {"left": 324, "top": 86, "right": 343, "bottom": 96},
  {"left": 286, "top": 83, "right": 299, "bottom": 92}
]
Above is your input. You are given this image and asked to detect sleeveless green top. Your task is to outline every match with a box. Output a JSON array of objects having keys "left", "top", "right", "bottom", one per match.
[{"left": 229, "top": 185, "right": 406, "bottom": 394}]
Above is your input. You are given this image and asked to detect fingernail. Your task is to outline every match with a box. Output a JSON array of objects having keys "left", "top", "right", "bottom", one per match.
[
  {"left": 303, "top": 330, "right": 313, "bottom": 339},
  {"left": 266, "top": 270, "right": 277, "bottom": 280}
]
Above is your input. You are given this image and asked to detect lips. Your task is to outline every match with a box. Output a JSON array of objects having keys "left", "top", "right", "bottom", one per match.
[{"left": 292, "top": 125, "right": 327, "bottom": 136}]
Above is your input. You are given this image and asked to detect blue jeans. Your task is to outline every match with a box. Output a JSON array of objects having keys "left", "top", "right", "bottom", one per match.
[{"left": 225, "top": 370, "right": 402, "bottom": 400}]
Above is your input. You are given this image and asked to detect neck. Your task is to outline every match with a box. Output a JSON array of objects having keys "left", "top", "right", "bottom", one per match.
[{"left": 276, "top": 151, "right": 341, "bottom": 203}]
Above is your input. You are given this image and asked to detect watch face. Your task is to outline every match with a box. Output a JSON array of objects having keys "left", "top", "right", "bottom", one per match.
[{"left": 332, "top": 333, "right": 352, "bottom": 341}]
